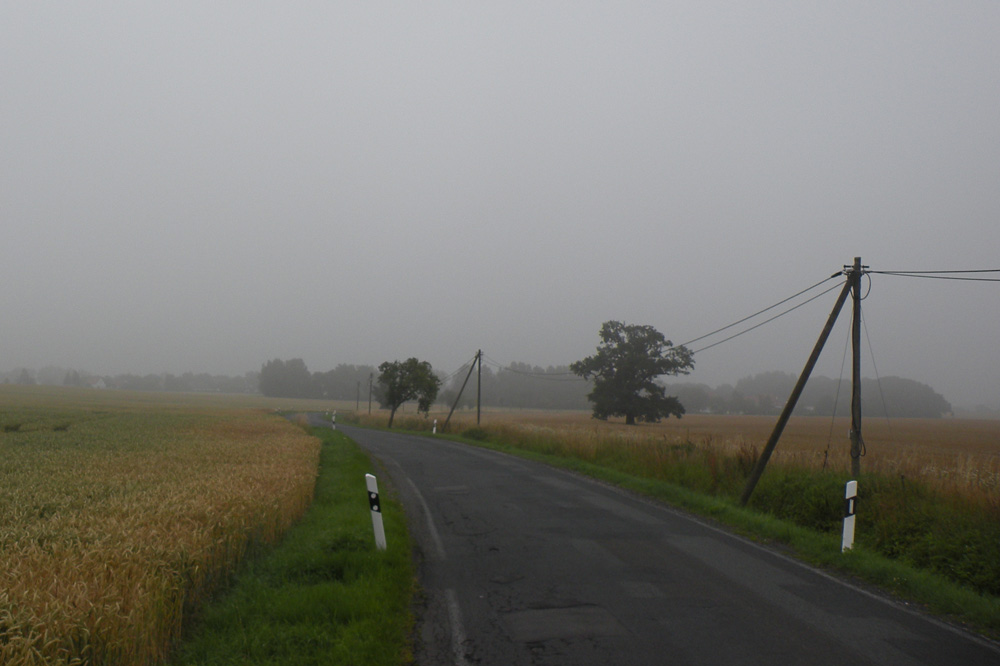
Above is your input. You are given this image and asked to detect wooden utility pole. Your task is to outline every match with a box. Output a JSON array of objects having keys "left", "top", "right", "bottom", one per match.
[
  {"left": 477, "top": 349, "right": 482, "bottom": 425},
  {"left": 443, "top": 350, "right": 482, "bottom": 431},
  {"left": 740, "top": 272, "right": 854, "bottom": 506},
  {"left": 849, "top": 257, "right": 864, "bottom": 477}
]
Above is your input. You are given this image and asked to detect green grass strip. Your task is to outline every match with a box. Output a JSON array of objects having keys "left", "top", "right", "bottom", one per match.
[{"left": 169, "top": 428, "right": 415, "bottom": 666}]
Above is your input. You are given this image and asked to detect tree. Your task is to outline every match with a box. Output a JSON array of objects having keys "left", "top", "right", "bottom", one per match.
[
  {"left": 259, "top": 358, "right": 314, "bottom": 398},
  {"left": 376, "top": 358, "right": 442, "bottom": 428},
  {"left": 570, "top": 321, "right": 694, "bottom": 425},
  {"left": 313, "top": 364, "right": 376, "bottom": 400}
]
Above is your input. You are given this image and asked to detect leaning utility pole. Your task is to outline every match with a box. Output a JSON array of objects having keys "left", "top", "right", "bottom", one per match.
[
  {"left": 740, "top": 257, "right": 867, "bottom": 506},
  {"left": 443, "top": 350, "right": 482, "bottom": 431},
  {"left": 740, "top": 263, "right": 860, "bottom": 506}
]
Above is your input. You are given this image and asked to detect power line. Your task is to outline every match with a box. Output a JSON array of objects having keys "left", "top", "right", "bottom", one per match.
[
  {"left": 688, "top": 280, "right": 848, "bottom": 355},
  {"left": 871, "top": 268, "right": 1000, "bottom": 274},
  {"left": 476, "top": 274, "right": 849, "bottom": 376},
  {"left": 862, "top": 308, "right": 894, "bottom": 448},
  {"left": 869, "top": 269, "right": 1000, "bottom": 282},
  {"left": 441, "top": 353, "right": 480, "bottom": 383},
  {"left": 464, "top": 264, "right": 993, "bottom": 382},
  {"left": 678, "top": 273, "right": 844, "bottom": 349},
  {"left": 682, "top": 266, "right": 996, "bottom": 357}
]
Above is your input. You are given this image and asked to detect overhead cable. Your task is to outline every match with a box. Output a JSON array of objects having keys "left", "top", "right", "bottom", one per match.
[
  {"left": 869, "top": 269, "right": 1000, "bottom": 282},
  {"left": 478, "top": 274, "right": 848, "bottom": 374},
  {"left": 441, "top": 353, "right": 480, "bottom": 383},
  {"left": 689, "top": 280, "right": 848, "bottom": 355},
  {"left": 678, "top": 273, "right": 843, "bottom": 349}
]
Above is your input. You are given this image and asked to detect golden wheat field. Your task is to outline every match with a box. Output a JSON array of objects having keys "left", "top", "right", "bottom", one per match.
[
  {"left": 3, "top": 386, "right": 998, "bottom": 666},
  {"left": 433, "top": 408, "right": 1000, "bottom": 497},
  {"left": 0, "top": 386, "right": 328, "bottom": 666}
]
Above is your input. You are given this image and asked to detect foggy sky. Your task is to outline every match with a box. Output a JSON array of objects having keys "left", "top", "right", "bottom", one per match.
[{"left": 3, "top": 2, "right": 999, "bottom": 407}]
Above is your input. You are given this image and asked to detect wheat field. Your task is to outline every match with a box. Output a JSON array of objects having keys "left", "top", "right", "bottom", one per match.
[
  {"left": 4, "top": 384, "right": 996, "bottom": 665},
  {"left": 431, "top": 408, "right": 1000, "bottom": 498},
  {"left": 0, "top": 386, "right": 322, "bottom": 666}
]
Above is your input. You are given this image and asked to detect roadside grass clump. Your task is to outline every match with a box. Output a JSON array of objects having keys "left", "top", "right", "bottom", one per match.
[
  {"left": 0, "top": 387, "right": 321, "bottom": 666},
  {"left": 169, "top": 427, "right": 414, "bottom": 666},
  {"left": 460, "top": 426, "right": 491, "bottom": 441},
  {"left": 353, "top": 412, "right": 437, "bottom": 432}
]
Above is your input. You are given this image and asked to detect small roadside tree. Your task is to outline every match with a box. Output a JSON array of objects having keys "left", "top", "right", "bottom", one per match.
[
  {"left": 377, "top": 358, "right": 442, "bottom": 428},
  {"left": 570, "top": 320, "right": 694, "bottom": 425}
]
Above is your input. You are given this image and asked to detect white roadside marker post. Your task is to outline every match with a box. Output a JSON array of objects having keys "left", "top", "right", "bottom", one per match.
[
  {"left": 842, "top": 480, "right": 858, "bottom": 552},
  {"left": 366, "top": 473, "right": 387, "bottom": 551},
  {"left": 331, "top": 410, "right": 337, "bottom": 430},
  {"left": 433, "top": 419, "right": 438, "bottom": 434}
]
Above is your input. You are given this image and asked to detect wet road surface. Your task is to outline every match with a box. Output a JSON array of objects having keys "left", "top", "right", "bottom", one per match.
[{"left": 342, "top": 425, "right": 999, "bottom": 666}]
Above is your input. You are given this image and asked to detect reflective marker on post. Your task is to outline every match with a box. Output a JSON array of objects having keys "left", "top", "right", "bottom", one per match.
[
  {"left": 366, "top": 473, "right": 387, "bottom": 551},
  {"left": 433, "top": 418, "right": 438, "bottom": 434},
  {"left": 842, "top": 480, "right": 858, "bottom": 552}
]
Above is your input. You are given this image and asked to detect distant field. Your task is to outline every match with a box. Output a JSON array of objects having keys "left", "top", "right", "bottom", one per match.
[
  {"left": 0, "top": 383, "right": 355, "bottom": 414},
  {"left": 422, "top": 408, "right": 1000, "bottom": 497},
  {"left": 0, "top": 385, "right": 323, "bottom": 666}
]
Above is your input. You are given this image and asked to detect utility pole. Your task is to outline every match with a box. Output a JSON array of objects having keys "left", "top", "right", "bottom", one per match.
[
  {"left": 740, "top": 270, "right": 854, "bottom": 506},
  {"left": 368, "top": 373, "right": 373, "bottom": 415},
  {"left": 443, "top": 350, "right": 482, "bottom": 432},
  {"left": 849, "top": 256, "right": 866, "bottom": 477},
  {"left": 477, "top": 349, "right": 482, "bottom": 425}
]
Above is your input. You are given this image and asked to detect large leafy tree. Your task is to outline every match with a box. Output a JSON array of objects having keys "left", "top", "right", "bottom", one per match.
[
  {"left": 571, "top": 321, "right": 694, "bottom": 425},
  {"left": 377, "top": 358, "right": 442, "bottom": 428}
]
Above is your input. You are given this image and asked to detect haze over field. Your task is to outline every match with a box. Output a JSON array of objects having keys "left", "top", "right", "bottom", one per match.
[{"left": 3, "top": 2, "right": 999, "bottom": 407}]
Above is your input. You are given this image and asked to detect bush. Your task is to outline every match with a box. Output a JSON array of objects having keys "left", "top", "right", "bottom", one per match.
[
  {"left": 863, "top": 475, "right": 1000, "bottom": 595},
  {"left": 461, "top": 427, "right": 491, "bottom": 441},
  {"left": 750, "top": 468, "right": 851, "bottom": 533}
]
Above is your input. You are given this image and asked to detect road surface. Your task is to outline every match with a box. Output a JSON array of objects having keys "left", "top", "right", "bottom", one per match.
[{"left": 342, "top": 425, "right": 999, "bottom": 665}]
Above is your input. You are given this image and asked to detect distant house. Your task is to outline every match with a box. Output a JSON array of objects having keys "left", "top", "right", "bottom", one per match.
[{"left": 90, "top": 378, "right": 107, "bottom": 389}]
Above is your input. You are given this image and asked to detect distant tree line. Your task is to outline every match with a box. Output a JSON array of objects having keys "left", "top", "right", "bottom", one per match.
[
  {"left": 107, "top": 372, "right": 259, "bottom": 394},
  {"left": 440, "top": 362, "right": 591, "bottom": 411},
  {"left": 1, "top": 367, "right": 259, "bottom": 394},
  {"left": 2, "top": 361, "right": 954, "bottom": 419},
  {"left": 258, "top": 359, "right": 376, "bottom": 400},
  {"left": 256, "top": 358, "right": 591, "bottom": 409},
  {"left": 663, "top": 371, "right": 953, "bottom": 419}
]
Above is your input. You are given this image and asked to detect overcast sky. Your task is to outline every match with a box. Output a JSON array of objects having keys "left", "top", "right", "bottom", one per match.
[{"left": 3, "top": 2, "right": 999, "bottom": 407}]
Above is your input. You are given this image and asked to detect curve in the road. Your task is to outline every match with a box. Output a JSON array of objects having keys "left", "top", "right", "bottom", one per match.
[{"left": 342, "top": 425, "right": 1000, "bottom": 666}]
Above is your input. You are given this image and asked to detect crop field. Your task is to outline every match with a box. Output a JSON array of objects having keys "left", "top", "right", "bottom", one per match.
[
  {"left": 433, "top": 409, "right": 1000, "bottom": 499},
  {"left": 0, "top": 386, "right": 325, "bottom": 666}
]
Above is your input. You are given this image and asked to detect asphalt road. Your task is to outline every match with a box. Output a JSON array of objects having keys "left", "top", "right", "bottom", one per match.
[{"left": 341, "top": 425, "right": 999, "bottom": 666}]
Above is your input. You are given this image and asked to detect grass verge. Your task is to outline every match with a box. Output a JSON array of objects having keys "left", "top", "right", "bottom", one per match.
[{"left": 169, "top": 427, "right": 415, "bottom": 666}]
